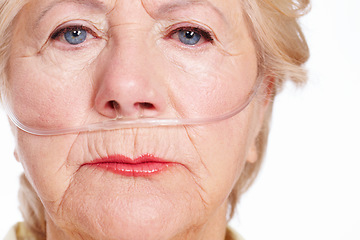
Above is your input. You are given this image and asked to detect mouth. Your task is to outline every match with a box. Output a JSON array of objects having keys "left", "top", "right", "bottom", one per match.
[{"left": 83, "top": 154, "right": 173, "bottom": 177}]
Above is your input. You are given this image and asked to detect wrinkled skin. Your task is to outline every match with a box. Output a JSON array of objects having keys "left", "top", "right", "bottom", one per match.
[{"left": 8, "top": 0, "right": 269, "bottom": 239}]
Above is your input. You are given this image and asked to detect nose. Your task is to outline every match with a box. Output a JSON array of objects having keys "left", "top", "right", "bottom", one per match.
[{"left": 94, "top": 39, "right": 167, "bottom": 119}]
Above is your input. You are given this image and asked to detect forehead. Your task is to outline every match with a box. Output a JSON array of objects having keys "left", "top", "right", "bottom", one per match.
[{"left": 141, "top": 0, "right": 239, "bottom": 18}]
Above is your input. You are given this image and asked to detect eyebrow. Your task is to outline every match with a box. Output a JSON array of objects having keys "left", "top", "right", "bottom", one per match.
[
  {"left": 36, "top": 0, "right": 107, "bottom": 26},
  {"left": 36, "top": 0, "right": 227, "bottom": 26},
  {"left": 155, "top": 0, "right": 227, "bottom": 23}
]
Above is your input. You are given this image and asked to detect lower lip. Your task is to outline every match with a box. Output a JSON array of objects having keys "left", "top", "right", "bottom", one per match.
[
  {"left": 94, "top": 162, "right": 170, "bottom": 177},
  {"left": 86, "top": 155, "right": 172, "bottom": 177}
]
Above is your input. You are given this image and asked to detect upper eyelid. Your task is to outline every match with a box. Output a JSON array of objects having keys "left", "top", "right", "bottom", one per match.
[
  {"left": 51, "top": 25, "right": 96, "bottom": 40},
  {"left": 162, "top": 22, "right": 218, "bottom": 41},
  {"left": 169, "top": 27, "right": 213, "bottom": 41},
  {"left": 50, "top": 20, "right": 214, "bottom": 38},
  {"left": 39, "top": 21, "right": 106, "bottom": 52},
  {"left": 50, "top": 20, "right": 107, "bottom": 40},
  {"left": 47, "top": 20, "right": 217, "bottom": 47}
]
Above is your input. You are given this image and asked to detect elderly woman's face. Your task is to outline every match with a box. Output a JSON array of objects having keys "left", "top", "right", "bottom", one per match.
[{"left": 8, "top": 0, "right": 267, "bottom": 239}]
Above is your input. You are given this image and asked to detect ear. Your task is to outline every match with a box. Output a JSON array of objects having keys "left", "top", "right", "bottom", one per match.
[
  {"left": 246, "top": 143, "right": 258, "bottom": 164},
  {"left": 246, "top": 76, "right": 275, "bottom": 164},
  {"left": 14, "top": 150, "right": 20, "bottom": 162},
  {"left": 8, "top": 117, "right": 17, "bottom": 135},
  {"left": 7, "top": 118, "right": 20, "bottom": 162}
]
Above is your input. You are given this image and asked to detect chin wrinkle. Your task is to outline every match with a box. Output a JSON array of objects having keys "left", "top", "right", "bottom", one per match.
[
  {"left": 195, "top": 178, "right": 211, "bottom": 209},
  {"left": 184, "top": 126, "right": 210, "bottom": 174},
  {"left": 183, "top": 126, "right": 210, "bottom": 208}
]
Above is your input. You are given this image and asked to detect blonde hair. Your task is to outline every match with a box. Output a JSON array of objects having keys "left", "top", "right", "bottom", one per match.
[
  {"left": 0, "top": 0, "right": 27, "bottom": 98},
  {"left": 228, "top": 0, "right": 310, "bottom": 217},
  {"left": 0, "top": 0, "right": 310, "bottom": 238}
]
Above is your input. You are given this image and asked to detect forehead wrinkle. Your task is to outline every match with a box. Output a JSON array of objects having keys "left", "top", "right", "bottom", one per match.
[
  {"left": 35, "top": 0, "right": 109, "bottom": 27},
  {"left": 148, "top": 0, "right": 228, "bottom": 24}
]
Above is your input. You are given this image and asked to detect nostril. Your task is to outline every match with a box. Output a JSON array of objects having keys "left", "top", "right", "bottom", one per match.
[
  {"left": 137, "top": 102, "right": 155, "bottom": 110},
  {"left": 111, "top": 101, "right": 120, "bottom": 110},
  {"left": 101, "top": 101, "right": 157, "bottom": 118},
  {"left": 104, "top": 100, "right": 121, "bottom": 118},
  {"left": 104, "top": 100, "right": 120, "bottom": 110}
]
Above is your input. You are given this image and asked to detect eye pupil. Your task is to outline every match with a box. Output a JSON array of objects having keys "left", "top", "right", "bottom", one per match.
[
  {"left": 64, "top": 28, "right": 87, "bottom": 45},
  {"left": 185, "top": 31, "right": 195, "bottom": 39},
  {"left": 72, "top": 30, "right": 82, "bottom": 37},
  {"left": 179, "top": 30, "right": 201, "bottom": 45}
]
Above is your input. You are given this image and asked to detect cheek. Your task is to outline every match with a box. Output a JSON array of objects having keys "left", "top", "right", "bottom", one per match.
[
  {"left": 7, "top": 45, "right": 101, "bottom": 131},
  {"left": 183, "top": 106, "right": 257, "bottom": 206},
  {"left": 163, "top": 47, "right": 258, "bottom": 119},
  {"left": 15, "top": 131, "right": 81, "bottom": 204}
]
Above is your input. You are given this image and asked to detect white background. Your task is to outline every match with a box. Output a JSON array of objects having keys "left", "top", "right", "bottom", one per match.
[{"left": 1, "top": 0, "right": 359, "bottom": 239}]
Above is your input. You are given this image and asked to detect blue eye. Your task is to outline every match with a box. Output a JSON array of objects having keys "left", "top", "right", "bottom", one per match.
[
  {"left": 64, "top": 29, "right": 87, "bottom": 45},
  {"left": 51, "top": 25, "right": 96, "bottom": 46},
  {"left": 178, "top": 30, "right": 202, "bottom": 45},
  {"left": 170, "top": 27, "right": 214, "bottom": 47}
]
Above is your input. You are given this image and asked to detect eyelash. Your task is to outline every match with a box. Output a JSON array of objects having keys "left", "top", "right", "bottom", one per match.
[
  {"left": 167, "top": 26, "right": 214, "bottom": 43},
  {"left": 49, "top": 24, "right": 214, "bottom": 48},
  {"left": 51, "top": 25, "right": 97, "bottom": 40}
]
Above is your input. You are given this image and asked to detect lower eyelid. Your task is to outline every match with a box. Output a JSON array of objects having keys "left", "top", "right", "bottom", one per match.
[
  {"left": 49, "top": 34, "right": 101, "bottom": 52},
  {"left": 168, "top": 30, "right": 213, "bottom": 47},
  {"left": 49, "top": 31, "right": 99, "bottom": 51}
]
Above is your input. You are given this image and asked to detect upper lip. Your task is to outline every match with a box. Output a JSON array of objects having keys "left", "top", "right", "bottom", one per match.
[{"left": 85, "top": 154, "right": 172, "bottom": 165}]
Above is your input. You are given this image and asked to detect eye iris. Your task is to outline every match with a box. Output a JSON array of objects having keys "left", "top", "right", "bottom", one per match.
[
  {"left": 64, "top": 29, "right": 87, "bottom": 45},
  {"left": 179, "top": 30, "right": 201, "bottom": 45}
]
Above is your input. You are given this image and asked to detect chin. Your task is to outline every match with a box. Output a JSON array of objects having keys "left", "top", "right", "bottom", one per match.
[
  {"left": 93, "top": 199, "right": 183, "bottom": 240},
  {"left": 52, "top": 165, "right": 207, "bottom": 240}
]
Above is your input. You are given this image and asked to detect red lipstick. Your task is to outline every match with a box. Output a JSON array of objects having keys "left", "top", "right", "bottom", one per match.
[{"left": 85, "top": 154, "right": 172, "bottom": 177}]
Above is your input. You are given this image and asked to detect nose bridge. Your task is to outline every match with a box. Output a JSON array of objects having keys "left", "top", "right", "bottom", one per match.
[
  {"left": 94, "top": 28, "right": 167, "bottom": 119},
  {"left": 108, "top": 24, "right": 159, "bottom": 77}
]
